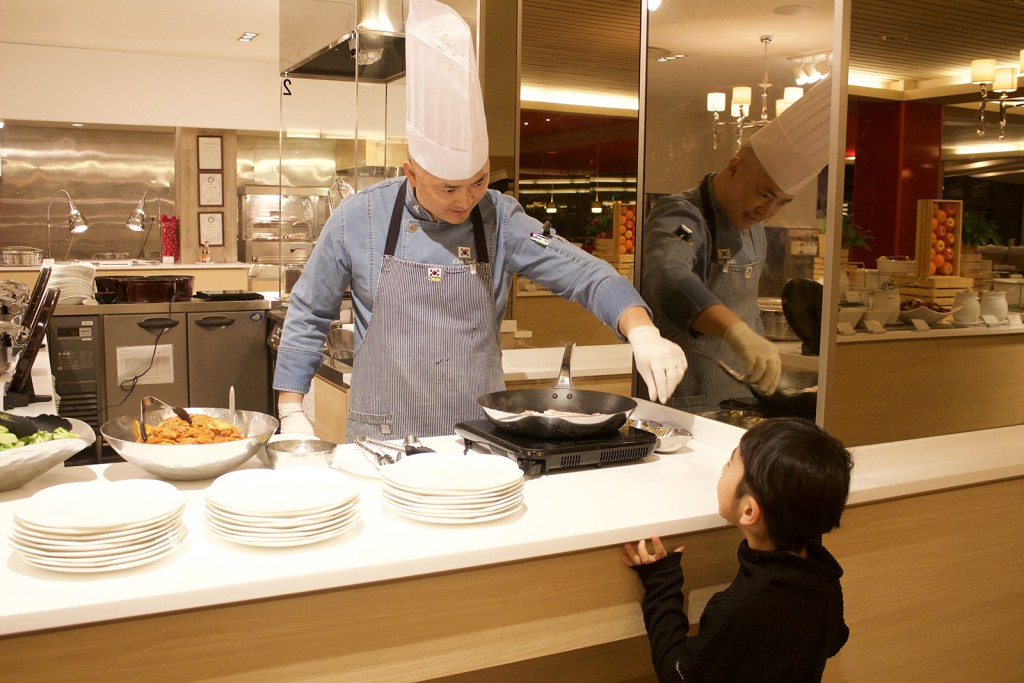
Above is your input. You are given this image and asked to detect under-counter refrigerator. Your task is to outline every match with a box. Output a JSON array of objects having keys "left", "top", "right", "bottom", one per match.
[{"left": 186, "top": 309, "right": 269, "bottom": 413}]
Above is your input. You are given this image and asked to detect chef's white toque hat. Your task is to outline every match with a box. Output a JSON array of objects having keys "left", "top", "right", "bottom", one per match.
[
  {"left": 405, "top": 0, "right": 489, "bottom": 180},
  {"left": 748, "top": 76, "right": 832, "bottom": 195}
]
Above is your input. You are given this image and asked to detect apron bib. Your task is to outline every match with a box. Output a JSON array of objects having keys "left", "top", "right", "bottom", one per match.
[
  {"left": 346, "top": 182, "right": 505, "bottom": 440},
  {"left": 670, "top": 175, "right": 762, "bottom": 415}
]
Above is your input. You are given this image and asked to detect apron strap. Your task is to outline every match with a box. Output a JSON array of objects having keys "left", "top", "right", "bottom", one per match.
[
  {"left": 697, "top": 173, "right": 718, "bottom": 281},
  {"left": 384, "top": 180, "right": 490, "bottom": 262}
]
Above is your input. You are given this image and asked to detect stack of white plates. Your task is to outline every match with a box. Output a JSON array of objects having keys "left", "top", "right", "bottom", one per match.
[
  {"left": 204, "top": 468, "right": 360, "bottom": 547},
  {"left": 380, "top": 453, "right": 525, "bottom": 524},
  {"left": 8, "top": 480, "right": 187, "bottom": 573},
  {"left": 50, "top": 262, "right": 97, "bottom": 305}
]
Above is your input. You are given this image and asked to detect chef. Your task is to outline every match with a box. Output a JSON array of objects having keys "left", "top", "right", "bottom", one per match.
[
  {"left": 274, "top": 0, "right": 687, "bottom": 440},
  {"left": 640, "top": 78, "right": 830, "bottom": 414}
]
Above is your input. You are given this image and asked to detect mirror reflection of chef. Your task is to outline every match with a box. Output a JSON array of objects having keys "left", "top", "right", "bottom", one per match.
[
  {"left": 640, "top": 78, "right": 831, "bottom": 414},
  {"left": 274, "top": 0, "right": 687, "bottom": 441}
]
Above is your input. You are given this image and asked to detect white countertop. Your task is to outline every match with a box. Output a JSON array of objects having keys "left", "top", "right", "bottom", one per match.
[
  {"left": 501, "top": 344, "right": 632, "bottom": 380},
  {"left": 1, "top": 391, "right": 1023, "bottom": 637}
]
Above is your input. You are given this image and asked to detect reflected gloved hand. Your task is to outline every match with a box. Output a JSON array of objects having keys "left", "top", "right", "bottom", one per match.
[
  {"left": 626, "top": 325, "right": 688, "bottom": 404},
  {"left": 723, "top": 321, "right": 781, "bottom": 395},
  {"left": 277, "top": 402, "right": 315, "bottom": 436}
]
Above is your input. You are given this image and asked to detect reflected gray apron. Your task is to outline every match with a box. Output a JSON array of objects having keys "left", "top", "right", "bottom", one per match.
[
  {"left": 346, "top": 182, "right": 505, "bottom": 440},
  {"left": 669, "top": 175, "right": 763, "bottom": 415}
]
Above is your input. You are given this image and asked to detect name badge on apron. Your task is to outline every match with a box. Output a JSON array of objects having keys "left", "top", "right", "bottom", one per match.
[{"left": 457, "top": 245, "right": 477, "bottom": 273}]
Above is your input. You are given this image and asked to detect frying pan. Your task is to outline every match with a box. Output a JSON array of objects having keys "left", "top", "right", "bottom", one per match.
[
  {"left": 688, "top": 347, "right": 818, "bottom": 415},
  {"left": 477, "top": 341, "right": 637, "bottom": 439},
  {"left": 782, "top": 278, "right": 823, "bottom": 356}
]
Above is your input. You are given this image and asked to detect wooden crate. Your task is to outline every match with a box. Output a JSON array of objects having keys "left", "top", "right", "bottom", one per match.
[
  {"left": 898, "top": 275, "right": 974, "bottom": 306},
  {"left": 916, "top": 199, "right": 963, "bottom": 278}
]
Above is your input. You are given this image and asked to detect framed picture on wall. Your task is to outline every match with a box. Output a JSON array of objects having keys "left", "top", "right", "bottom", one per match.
[
  {"left": 198, "top": 212, "right": 224, "bottom": 246},
  {"left": 198, "top": 172, "right": 223, "bottom": 206},
  {"left": 197, "top": 135, "right": 223, "bottom": 171}
]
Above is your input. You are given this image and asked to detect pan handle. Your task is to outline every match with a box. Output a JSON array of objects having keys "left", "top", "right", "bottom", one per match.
[{"left": 554, "top": 341, "right": 576, "bottom": 390}]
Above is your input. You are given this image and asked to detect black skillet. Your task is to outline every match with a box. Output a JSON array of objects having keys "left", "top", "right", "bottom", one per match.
[{"left": 782, "top": 278, "right": 824, "bottom": 356}]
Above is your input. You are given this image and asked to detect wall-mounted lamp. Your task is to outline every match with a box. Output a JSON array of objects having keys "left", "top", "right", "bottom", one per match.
[
  {"left": 46, "top": 189, "right": 90, "bottom": 260},
  {"left": 125, "top": 189, "right": 162, "bottom": 259}
]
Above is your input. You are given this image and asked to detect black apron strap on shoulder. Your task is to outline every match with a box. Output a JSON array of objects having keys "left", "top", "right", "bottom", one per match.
[
  {"left": 384, "top": 181, "right": 408, "bottom": 258},
  {"left": 697, "top": 173, "right": 718, "bottom": 281},
  {"left": 470, "top": 204, "right": 489, "bottom": 264}
]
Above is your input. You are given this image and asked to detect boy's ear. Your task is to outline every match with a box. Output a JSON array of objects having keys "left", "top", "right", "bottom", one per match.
[{"left": 737, "top": 494, "right": 763, "bottom": 530}]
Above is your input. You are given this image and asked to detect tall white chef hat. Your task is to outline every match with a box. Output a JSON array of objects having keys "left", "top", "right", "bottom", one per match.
[
  {"left": 405, "top": 0, "right": 489, "bottom": 180},
  {"left": 747, "top": 76, "right": 832, "bottom": 195}
]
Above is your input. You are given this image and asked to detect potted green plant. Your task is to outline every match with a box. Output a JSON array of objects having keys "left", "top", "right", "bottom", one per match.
[
  {"left": 961, "top": 211, "right": 1001, "bottom": 248},
  {"left": 841, "top": 214, "right": 872, "bottom": 251}
]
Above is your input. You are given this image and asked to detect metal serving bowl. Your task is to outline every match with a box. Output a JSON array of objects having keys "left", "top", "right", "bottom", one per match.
[
  {"left": 626, "top": 418, "right": 691, "bottom": 453},
  {"left": 100, "top": 408, "right": 278, "bottom": 481},
  {"left": 0, "top": 418, "right": 95, "bottom": 492}
]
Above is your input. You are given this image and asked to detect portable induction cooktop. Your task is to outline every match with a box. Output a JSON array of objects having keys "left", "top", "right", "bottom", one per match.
[{"left": 453, "top": 420, "right": 658, "bottom": 476}]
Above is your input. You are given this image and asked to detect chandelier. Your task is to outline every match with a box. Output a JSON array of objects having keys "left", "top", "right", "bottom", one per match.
[
  {"left": 706, "top": 36, "right": 804, "bottom": 151},
  {"left": 970, "top": 57, "right": 1024, "bottom": 138}
]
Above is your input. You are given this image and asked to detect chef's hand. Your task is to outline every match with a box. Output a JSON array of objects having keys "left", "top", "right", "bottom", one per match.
[
  {"left": 278, "top": 402, "right": 315, "bottom": 436},
  {"left": 723, "top": 321, "right": 781, "bottom": 395},
  {"left": 621, "top": 536, "right": 685, "bottom": 567},
  {"left": 626, "top": 325, "right": 688, "bottom": 404}
]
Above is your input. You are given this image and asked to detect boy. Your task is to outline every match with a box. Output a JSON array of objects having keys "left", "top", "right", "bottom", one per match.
[{"left": 623, "top": 417, "right": 853, "bottom": 682}]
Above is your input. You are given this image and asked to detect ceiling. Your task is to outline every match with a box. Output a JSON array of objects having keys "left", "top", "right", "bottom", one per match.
[{"left": 5, "top": 0, "right": 1024, "bottom": 178}]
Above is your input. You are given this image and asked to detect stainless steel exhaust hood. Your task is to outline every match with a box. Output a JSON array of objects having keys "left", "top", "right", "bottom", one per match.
[{"left": 280, "top": 0, "right": 407, "bottom": 83}]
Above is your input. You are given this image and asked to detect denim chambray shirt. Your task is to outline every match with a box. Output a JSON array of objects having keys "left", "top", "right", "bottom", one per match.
[{"left": 273, "top": 177, "right": 648, "bottom": 395}]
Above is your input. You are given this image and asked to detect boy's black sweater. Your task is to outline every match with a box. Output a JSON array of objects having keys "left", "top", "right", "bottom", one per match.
[{"left": 632, "top": 540, "right": 849, "bottom": 682}]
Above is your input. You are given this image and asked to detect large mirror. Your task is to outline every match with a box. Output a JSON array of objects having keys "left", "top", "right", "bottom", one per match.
[{"left": 640, "top": 1, "right": 835, "bottom": 427}]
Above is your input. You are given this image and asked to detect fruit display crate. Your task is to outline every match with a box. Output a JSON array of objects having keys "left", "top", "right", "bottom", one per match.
[
  {"left": 591, "top": 201, "right": 636, "bottom": 273},
  {"left": 897, "top": 275, "right": 974, "bottom": 306},
  {"left": 917, "top": 199, "right": 962, "bottom": 278}
]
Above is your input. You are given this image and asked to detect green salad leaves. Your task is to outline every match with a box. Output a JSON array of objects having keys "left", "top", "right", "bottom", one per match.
[{"left": 0, "top": 426, "right": 76, "bottom": 450}]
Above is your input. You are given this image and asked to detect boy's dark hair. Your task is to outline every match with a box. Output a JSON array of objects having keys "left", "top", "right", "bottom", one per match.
[{"left": 736, "top": 417, "right": 853, "bottom": 552}]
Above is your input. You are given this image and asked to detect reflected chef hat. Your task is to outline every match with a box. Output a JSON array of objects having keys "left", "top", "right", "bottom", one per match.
[
  {"left": 405, "top": 0, "right": 489, "bottom": 180},
  {"left": 747, "top": 76, "right": 832, "bottom": 195}
]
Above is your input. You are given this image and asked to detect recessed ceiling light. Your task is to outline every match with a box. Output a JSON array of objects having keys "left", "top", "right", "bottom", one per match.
[
  {"left": 773, "top": 5, "right": 815, "bottom": 15},
  {"left": 238, "top": 32, "right": 259, "bottom": 42},
  {"left": 657, "top": 53, "right": 687, "bottom": 62},
  {"left": 72, "top": 123, "right": 84, "bottom": 127}
]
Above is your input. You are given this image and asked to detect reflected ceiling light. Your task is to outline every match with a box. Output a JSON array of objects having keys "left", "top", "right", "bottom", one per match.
[
  {"left": 970, "top": 57, "right": 1024, "bottom": 138},
  {"left": 237, "top": 32, "right": 258, "bottom": 42},
  {"left": 0, "top": 120, "right": 5, "bottom": 129},
  {"left": 648, "top": 0, "right": 662, "bottom": 10},
  {"left": 125, "top": 188, "right": 162, "bottom": 259},
  {"left": 706, "top": 36, "right": 806, "bottom": 150},
  {"left": 790, "top": 51, "right": 831, "bottom": 85},
  {"left": 46, "top": 189, "right": 90, "bottom": 260}
]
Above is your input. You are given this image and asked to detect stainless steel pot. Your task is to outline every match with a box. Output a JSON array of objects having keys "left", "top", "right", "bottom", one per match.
[{"left": 1, "top": 247, "right": 43, "bottom": 266}]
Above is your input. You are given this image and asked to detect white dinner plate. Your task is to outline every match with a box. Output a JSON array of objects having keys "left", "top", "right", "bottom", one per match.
[
  {"left": 204, "top": 501, "right": 357, "bottom": 528},
  {"left": 383, "top": 494, "right": 523, "bottom": 519},
  {"left": 9, "top": 521, "right": 182, "bottom": 557},
  {"left": 14, "top": 480, "right": 185, "bottom": 531},
  {"left": 204, "top": 507, "right": 358, "bottom": 535},
  {"left": 12, "top": 507, "right": 184, "bottom": 542},
  {"left": 207, "top": 517, "right": 359, "bottom": 547},
  {"left": 15, "top": 526, "right": 187, "bottom": 572},
  {"left": 206, "top": 468, "right": 358, "bottom": 515},
  {"left": 10, "top": 523, "right": 184, "bottom": 561},
  {"left": 388, "top": 505, "right": 524, "bottom": 525},
  {"left": 332, "top": 446, "right": 382, "bottom": 479},
  {"left": 379, "top": 453, "right": 523, "bottom": 493}
]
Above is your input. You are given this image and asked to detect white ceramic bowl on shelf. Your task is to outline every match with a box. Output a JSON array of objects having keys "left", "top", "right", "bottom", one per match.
[{"left": 898, "top": 306, "right": 953, "bottom": 326}]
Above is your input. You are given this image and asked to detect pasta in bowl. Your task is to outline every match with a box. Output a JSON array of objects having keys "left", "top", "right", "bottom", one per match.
[{"left": 101, "top": 408, "right": 278, "bottom": 481}]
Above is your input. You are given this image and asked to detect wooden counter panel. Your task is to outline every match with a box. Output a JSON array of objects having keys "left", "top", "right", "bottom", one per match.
[
  {"left": 0, "top": 267, "right": 248, "bottom": 293},
  {"left": 0, "top": 479, "right": 1019, "bottom": 682},
  {"left": 825, "top": 334, "right": 1024, "bottom": 446},
  {"left": 506, "top": 375, "right": 631, "bottom": 397}
]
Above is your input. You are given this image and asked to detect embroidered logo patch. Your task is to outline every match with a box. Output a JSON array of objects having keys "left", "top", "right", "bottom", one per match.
[
  {"left": 427, "top": 267, "right": 443, "bottom": 282},
  {"left": 458, "top": 246, "right": 471, "bottom": 259}
]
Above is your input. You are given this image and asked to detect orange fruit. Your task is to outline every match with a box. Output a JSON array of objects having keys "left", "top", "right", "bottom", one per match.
[
  {"left": 932, "top": 253, "right": 945, "bottom": 268},
  {"left": 933, "top": 209, "right": 947, "bottom": 222},
  {"left": 930, "top": 232, "right": 938, "bottom": 245},
  {"left": 929, "top": 261, "right": 937, "bottom": 275}
]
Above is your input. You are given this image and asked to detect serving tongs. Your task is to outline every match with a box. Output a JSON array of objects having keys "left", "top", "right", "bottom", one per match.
[
  {"left": 138, "top": 395, "right": 192, "bottom": 442},
  {"left": 354, "top": 435, "right": 435, "bottom": 467}
]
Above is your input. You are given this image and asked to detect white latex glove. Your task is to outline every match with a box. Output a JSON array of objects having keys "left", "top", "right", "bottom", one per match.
[
  {"left": 626, "top": 325, "right": 688, "bottom": 404},
  {"left": 277, "top": 402, "right": 315, "bottom": 436},
  {"left": 723, "top": 322, "right": 781, "bottom": 395}
]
